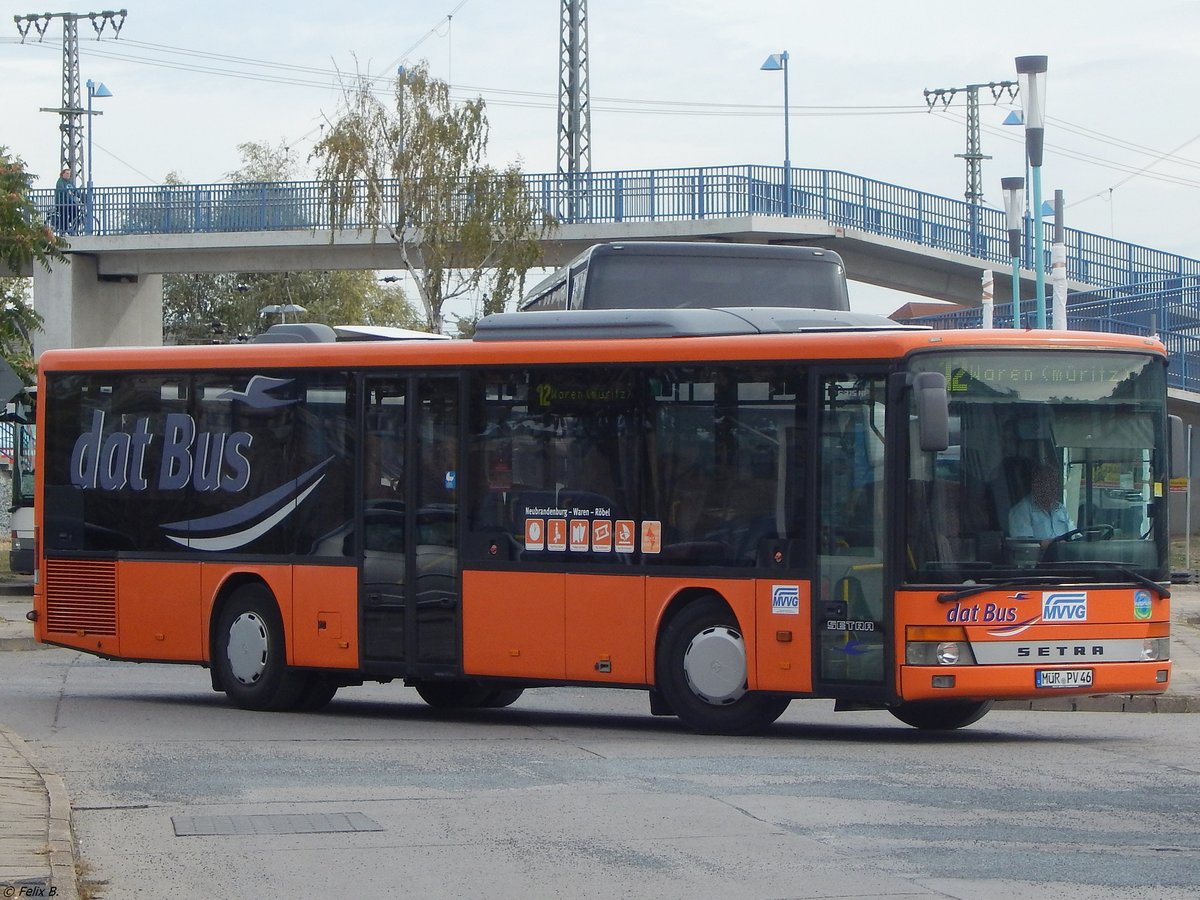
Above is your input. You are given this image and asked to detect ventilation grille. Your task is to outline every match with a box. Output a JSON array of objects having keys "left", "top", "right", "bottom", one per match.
[{"left": 45, "top": 559, "right": 118, "bottom": 636}]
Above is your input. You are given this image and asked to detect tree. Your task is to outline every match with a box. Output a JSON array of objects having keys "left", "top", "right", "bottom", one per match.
[
  {"left": 1, "top": 146, "right": 66, "bottom": 275},
  {"left": 0, "top": 278, "right": 42, "bottom": 382},
  {"left": 163, "top": 270, "right": 420, "bottom": 344},
  {"left": 163, "top": 141, "right": 422, "bottom": 343},
  {"left": 0, "top": 148, "right": 52, "bottom": 380},
  {"left": 311, "top": 62, "right": 553, "bottom": 333},
  {"left": 226, "top": 140, "right": 298, "bottom": 183}
]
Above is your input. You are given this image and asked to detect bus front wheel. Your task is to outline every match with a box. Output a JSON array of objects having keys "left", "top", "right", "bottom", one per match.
[
  {"left": 889, "top": 699, "right": 993, "bottom": 730},
  {"left": 656, "top": 596, "right": 790, "bottom": 735},
  {"left": 215, "top": 583, "right": 310, "bottom": 712}
]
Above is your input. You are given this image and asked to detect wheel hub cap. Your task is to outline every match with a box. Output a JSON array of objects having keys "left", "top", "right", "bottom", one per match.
[
  {"left": 683, "top": 625, "right": 747, "bottom": 705},
  {"left": 226, "top": 612, "right": 269, "bottom": 686}
]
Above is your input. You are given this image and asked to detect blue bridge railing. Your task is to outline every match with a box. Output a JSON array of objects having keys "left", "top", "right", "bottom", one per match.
[
  {"left": 32, "top": 164, "right": 1200, "bottom": 392},
  {"left": 32, "top": 164, "right": 1200, "bottom": 292}
]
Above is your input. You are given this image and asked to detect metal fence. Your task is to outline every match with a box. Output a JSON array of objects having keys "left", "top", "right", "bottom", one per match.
[{"left": 31, "top": 164, "right": 1200, "bottom": 292}]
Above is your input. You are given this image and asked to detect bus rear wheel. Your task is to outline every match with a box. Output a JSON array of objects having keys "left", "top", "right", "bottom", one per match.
[
  {"left": 215, "top": 583, "right": 309, "bottom": 712},
  {"left": 889, "top": 699, "right": 994, "bottom": 730},
  {"left": 657, "top": 596, "right": 790, "bottom": 735}
]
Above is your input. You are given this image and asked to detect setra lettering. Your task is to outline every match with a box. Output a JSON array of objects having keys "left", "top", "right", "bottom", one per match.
[{"left": 1017, "top": 645, "right": 1106, "bottom": 658}]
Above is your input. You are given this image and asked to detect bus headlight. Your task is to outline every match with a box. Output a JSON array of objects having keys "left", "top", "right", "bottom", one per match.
[
  {"left": 1142, "top": 637, "right": 1170, "bottom": 662},
  {"left": 906, "top": 626, "right": 977, "bottom": 665},
  {"left": 906, "top": 642, "right": 978, "bottom": 666}
]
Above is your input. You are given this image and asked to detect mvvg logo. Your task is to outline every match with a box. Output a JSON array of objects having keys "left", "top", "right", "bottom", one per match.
[
  {"left": 772, "top": 585, "right": 800, "bottom": 616},
  {"left": 1043, "top": 591, "right": 1088, "bottom": 622}
]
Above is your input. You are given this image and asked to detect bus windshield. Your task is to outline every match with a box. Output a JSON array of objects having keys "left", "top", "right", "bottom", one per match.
[{"left": 905, "top": 350, "right": 1168, "bottom": 583}]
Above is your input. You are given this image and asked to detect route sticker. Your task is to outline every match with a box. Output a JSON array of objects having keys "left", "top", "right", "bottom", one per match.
[
  {"left": 592, "top": 519, "right": 612, "bottom": 552},
  {"left": 615, "top": 520, "right": 636, "bottom": 553},
  {"left": 524, "top": 518, "right": 545, "bottom": 551},
  {"left": 570, "top": 518, "right": 590, "bottom": 552},
  {"left": 640, "top": 520, "right": 662, "bottom": 554}
]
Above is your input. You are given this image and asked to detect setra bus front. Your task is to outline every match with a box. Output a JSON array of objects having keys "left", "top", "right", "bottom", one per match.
[{"left": 886, "top": 344, "right": 1173, "bottom": 727}]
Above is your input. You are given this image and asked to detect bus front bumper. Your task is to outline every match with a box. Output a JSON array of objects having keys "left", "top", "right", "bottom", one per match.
[{"left": 899, "top": 661, "right": 1171, "bottom": 703}]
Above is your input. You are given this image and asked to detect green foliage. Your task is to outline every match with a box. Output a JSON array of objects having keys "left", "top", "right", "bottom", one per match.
[
  {"left": 311, "top": 61, "right": 554, "bottom": 332},
  {"left": 164, "top": 270, "right": 421, "bottom": 344},
  {"left": 163, "top": 141, "right": 423, "bottom": 343},
  {"left": 0, "top": 278, "right": 43, "bottom": 382},
  {"left": 226, "top": 140, "right": 298, "bottom": 183},
  {"left": 0, "top": 149, "right": 49, "bottom": 379},
  {"left": 0, "top": 146, "right": 67, "bottom": 275}
]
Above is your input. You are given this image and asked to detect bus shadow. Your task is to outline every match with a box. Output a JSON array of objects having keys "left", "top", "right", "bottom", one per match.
[{"left": 116, "top": 689, "right": 1077, "bottom": 746}]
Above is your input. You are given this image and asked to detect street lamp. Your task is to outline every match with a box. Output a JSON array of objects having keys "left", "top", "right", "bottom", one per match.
[
  {"left": 760, "top": 51, "right": 791, "bottom": 217},
  {"left": 1002, "top": 176, "right": 1026, "bottom": 328},
  {"left": 1015, "top": 55, "right": 1048, "bottom": 328},
  {"left": 85, "top": 78, "right": 112, "bottom": 235},
  {"left": 260, "top": 303, "right": 307, "bottom": 324}
]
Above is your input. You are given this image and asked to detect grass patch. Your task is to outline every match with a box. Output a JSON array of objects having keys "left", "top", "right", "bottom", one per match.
[{"left": 1170, "top": 533, "right": 1200, "bottom": 575}]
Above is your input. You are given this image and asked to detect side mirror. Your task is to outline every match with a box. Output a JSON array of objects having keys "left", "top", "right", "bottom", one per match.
[
  {"left": 1170, "top": 414, "right": 1186, "bottom": 479},
  {"left": 912, "top": 372, "right": 949, "bottom": 452}
]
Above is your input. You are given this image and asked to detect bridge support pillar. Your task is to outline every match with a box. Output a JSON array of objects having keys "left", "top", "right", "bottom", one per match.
[{"left": 32, "top": 256, "right": 163, "bottom": 356}]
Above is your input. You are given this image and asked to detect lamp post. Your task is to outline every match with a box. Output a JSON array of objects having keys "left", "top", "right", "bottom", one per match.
[
  {"left": 85, "top": 78, "right": 112, "bottom": 235},
  {"left": 1015, "top": 55, "right": 1048, "bottom": 328},
  {"left": 260, "top": 303, "right": 307, "bottom": 324},
  {"left": 760, "top": 51, "right": 791, "bottom": 216},
  {"left": 1002, "top": 176, "right": 1026, "bottom": 328}
]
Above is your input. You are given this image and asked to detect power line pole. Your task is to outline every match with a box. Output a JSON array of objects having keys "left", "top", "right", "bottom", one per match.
[
  {"left": 557, "top": 0, "right": 590, "bottom": 221},
  {"left": 14, "top": 9, "right": 127, "bottom": 180},
  {"left": 924, "top": 79, "right": 1017, "bottom": 255},
  {"left": 924, "top": 80, "right": 1018, "bottom": 204}
]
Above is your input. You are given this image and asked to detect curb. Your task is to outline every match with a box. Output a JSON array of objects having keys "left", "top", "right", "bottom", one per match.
[
  {"left": 996, "top": 693, "right": 1199, "bottom": 713},
  {"left": 0, "top": 637, "right": 43, "bottom": 652},
  {"left": 0, "top": 726, "right": 78, "bottom": 900}
]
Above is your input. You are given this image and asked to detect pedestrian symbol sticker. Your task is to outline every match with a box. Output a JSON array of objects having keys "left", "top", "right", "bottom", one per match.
[{"left": 547, "top": 518, "right": 567, "bottom": 552}]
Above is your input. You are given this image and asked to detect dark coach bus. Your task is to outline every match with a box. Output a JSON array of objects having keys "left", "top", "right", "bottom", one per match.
[{"left": 519, "top": 242, "right": 850, "bottom": 312}]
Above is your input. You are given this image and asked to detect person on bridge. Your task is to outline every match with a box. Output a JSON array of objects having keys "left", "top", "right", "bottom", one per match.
[{"left": 54, "top": 166, "right": 82, "bottom": 235}]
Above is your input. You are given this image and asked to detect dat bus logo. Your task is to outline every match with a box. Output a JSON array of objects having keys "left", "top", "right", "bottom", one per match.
[
  {"left": 70, "top": 409, "right": 252, "bottom": 493},
  {"left": 1043, "top": 591, "right": 1088, "bottom": 622}
]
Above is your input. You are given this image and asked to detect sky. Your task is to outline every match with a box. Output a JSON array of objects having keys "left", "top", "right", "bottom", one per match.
[{"left": 4, "top": 0, "right": 1200, "bottom": 317}]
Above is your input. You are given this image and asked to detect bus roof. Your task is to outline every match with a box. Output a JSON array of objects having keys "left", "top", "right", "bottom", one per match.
[
  {"left": 37, "top": 319, "right": 1167, "bottom": 376},
  {"left": 474, "top": 307, "right": 920, "bottom": 341}
]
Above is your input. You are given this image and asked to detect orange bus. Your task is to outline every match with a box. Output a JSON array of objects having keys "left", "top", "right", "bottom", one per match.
[{"left": 32, "top": 308, "right": 1177, "bottom": 733}]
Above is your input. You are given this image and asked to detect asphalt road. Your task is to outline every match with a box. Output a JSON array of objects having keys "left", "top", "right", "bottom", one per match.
[{"left": 1, "top": 646, "right": 1198, "bottom": 900}]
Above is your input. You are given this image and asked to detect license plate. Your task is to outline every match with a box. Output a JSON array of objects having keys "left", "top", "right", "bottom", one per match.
[{"left": 1036, "top": 668, "right": 1094, "bottom": 689}]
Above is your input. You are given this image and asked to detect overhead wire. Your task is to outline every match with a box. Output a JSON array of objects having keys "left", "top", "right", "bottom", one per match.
[
  {"left": 930, "top": 108, "right": 1200, "bottom": 194},
  {"left": 9, "top": 30, "right": 1200, "bottom": 190}
]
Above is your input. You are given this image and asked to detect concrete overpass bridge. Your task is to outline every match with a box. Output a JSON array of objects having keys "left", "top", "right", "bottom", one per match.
[{"left": 22, "top": 164, "right": 1200, "bottom": 395}]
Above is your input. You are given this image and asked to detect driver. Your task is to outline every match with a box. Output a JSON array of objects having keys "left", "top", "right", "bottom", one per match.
[{"left": 1008, "top": 462, "right": 1074, "bottom": 545}]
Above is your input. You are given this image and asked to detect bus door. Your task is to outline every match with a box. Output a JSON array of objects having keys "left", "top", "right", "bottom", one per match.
[
  {"left": 361, "top": 375, "right": 460, "bottom": 672},
  {"left": 814, "top": 372, "right": 889, "bottom": 689}
]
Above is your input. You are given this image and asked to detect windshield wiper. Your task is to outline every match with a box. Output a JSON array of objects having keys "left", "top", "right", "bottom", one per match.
[
  {"left": 1040, "top": 561, "right": 1171, "bottom": 599},
  {"left": 937, "top": 576, "right": 1065, "bottom": 604}
]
